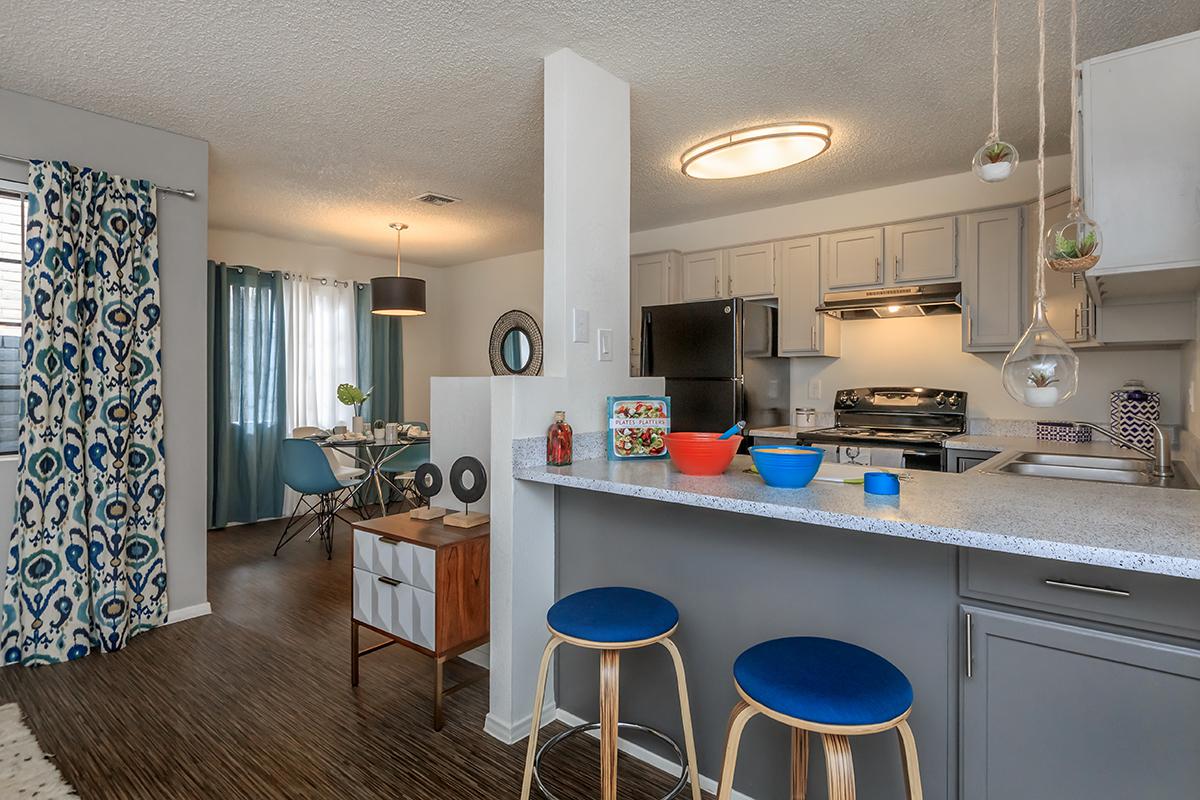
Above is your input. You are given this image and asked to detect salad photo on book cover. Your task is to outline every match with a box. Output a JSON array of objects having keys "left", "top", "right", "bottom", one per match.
[{"left": 607, "top": 396, "right": 670, "bottom": 460}]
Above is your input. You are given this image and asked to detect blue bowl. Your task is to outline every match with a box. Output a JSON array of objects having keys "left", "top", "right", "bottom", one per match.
[{"left": 749, "top": 446, "right": 824, "bottom": 488}]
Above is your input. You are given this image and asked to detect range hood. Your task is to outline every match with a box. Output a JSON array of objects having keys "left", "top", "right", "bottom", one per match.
[{"left": 816, "top": 282, "right": 962, "bottom": 320}]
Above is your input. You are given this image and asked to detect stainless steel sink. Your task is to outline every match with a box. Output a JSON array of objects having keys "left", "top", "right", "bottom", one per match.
[{"left": 980, "top": 451, "right": 1200, "bottom": 490}]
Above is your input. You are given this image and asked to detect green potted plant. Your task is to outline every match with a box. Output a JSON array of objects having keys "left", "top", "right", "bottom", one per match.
[
  {"left": 977, "top": 141, "right": 1017, "bottom": 182},
  {"left": 336, "top": 383, "right": 371, "bottom": 433},
  {"left": 1047, "top": 228, "right": 1100, "bottom": 272},
  {"left": 1024, "top": 366, "right": 1060, "bottom": 407}
]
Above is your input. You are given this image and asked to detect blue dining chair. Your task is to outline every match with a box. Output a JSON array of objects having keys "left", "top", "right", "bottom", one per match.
[
  {"left": 378, "top": 422, "right": 430, "bottom": 510},
  {"left": 275, "top": 438, "right": 365, "bottom": 559}
]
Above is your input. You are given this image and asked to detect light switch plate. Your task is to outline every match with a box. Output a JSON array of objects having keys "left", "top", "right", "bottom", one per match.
[
  {"left": 597, "top": 329, "right": 613, "bottom": 361},
  {"left": 808, "top": 379, "right": 822, "bottom": 400},
  {"left": 572, "top": 308, "right": 590, "bottom": 343}
]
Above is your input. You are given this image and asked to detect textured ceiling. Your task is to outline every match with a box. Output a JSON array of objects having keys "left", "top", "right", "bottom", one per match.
[{"left": 0, "top": 1, "right": 1195, "bottom": 266}]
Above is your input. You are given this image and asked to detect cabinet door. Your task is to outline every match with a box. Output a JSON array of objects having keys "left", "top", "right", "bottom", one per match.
[
  {"left": 825, "top": 227, "right": 884, "bottom": 289},
  {"left": 411, "top": 586, "right": 437, "bottom": 651},
  {"left": 949, "top": 449, "right": 998, "bottom": 472},
  {"left": 963, "top": 208, "right": 1023, "bottom": 351},
  {"left": 961, "top": 606, "right": 1200, "bottom": 800},
  {"left": 1083, "top": 33, "right": 1200, "bottom": 275},
  {"left": 682, "top": 250, "right": 726, "bottom": 301},
  {"left": 887, "top": 216, "right": 957, "bottom": 283},
  {"left": 1030, "top": 191, "right": 1093, "bottom": 344},
  {"left": 630, "top": 252, "right": 673, "bottom": 360},
  {"left": 411, "top": 545, "right": 436, "bottom": 593},
  {"left": 777, "top": 237, "right": 839, "bottom": 357},
  {"left": 726, "top": 243, "right": 775, "bottom": 298}
]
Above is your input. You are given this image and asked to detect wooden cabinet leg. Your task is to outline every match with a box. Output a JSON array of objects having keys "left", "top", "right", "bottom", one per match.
[
  {"left": 716, "top": 701, "right": 758, "bottom": 800},
  {"left": 660, "top": 638, "right": 703, "bottom": 800},
  {"left": 520, "top": 637, "right": 563, "bottom": 800},
  {"left": 351, "top": 620, "right": 359, "bottom": 687},
  {"left": 791, "top": 728, "right": 809, "bottom": 800},
  {"left": 822, "top": 734, "right": 856, "bottom": 800},
  {"left": 896, "top": 720, "right": 923, "bottom": 800},
  {"left": 599, "top": 650, "right": 620, "bottom": 800},
  {"left": 433, "top": 656, "right": 446, "bottom": 731}
]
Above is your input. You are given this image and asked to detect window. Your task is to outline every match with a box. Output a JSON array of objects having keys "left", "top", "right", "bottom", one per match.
[{"left": 0, "top": 187, "right": 24, "bottom": 455}]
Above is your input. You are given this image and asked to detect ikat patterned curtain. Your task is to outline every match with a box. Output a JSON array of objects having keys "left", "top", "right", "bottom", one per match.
[{"left": 2, "top": 161, "right": 167, "bottom": 666}]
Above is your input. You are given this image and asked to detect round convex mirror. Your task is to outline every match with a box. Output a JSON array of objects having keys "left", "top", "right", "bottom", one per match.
[
  {"left": 489, "top": 310, "right": 543, "bottom": 376},
  {"left": 501, "top": 328, "right": 532, "bottom": 372}
]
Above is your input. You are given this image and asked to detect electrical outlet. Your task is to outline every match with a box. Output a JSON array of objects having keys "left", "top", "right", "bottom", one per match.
[
  {"left": 572, "top": 308, "right": 590, "bottom": 343},
  {"left": 597, "top": 329, "right": 613, "bottom": 361},
  {"left": 808, "top": 379, "right": 822, "bottom": 400}
]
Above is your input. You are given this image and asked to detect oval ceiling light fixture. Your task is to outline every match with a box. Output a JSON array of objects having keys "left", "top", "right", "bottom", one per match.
[
  {"left": 681, "top": 122, "right": 832, "bottom": 179},
  {"left": 371, "top": 223, "right": 427, "bottom": 316}
]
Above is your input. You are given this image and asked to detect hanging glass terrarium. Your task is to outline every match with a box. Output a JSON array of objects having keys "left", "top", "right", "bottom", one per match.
[
  {"left": 1045, "top": 201, "right": 1102, "bottom": 273},
  {"left": 1002, "top": 300, "right": 1080, "bottom": 407},
  {"left": 973, "top": 0, "right": 1019, "bottom": 183},
  {"left": 973, "top": 139, "right": 1020, "bottom": 183}
]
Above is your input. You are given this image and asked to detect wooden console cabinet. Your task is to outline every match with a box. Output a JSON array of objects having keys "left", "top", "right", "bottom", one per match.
[{"left": 350, "top": 515, "right": 489, "bottom": 729}]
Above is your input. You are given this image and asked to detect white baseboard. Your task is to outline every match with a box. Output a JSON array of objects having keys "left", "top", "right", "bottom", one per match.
[
  {"left": 165, "top": 602, "right": 212, "bottom": 625},
  {"left": 460, "top": 644, "right": 490, "bottom": 669},
  {"left": 484, "top": 699, "right": 557, "bottom": 745},
  {"left": 555, "top": 708, "right": 756, "bottom": 800}
]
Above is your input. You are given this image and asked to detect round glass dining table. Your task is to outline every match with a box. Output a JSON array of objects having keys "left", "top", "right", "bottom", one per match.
[{"left": 317, "top": 435, "right": 430, "bottom": 517}]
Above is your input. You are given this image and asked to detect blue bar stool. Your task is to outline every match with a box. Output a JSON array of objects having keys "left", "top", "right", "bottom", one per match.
[
  {"left": 716, "top": 637, "right": 922, "bottom": 800},
  {"left": 520, "top": 587, "right": 702, "bottom": 800}
]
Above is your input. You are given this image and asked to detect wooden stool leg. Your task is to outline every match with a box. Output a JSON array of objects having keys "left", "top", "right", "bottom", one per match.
[
  {"left": 520, "top": 637, "right": 563, "bottom": 800},
  {"left": 660, "top": 638, "right": 703, "bottom": 800},
  {"left": 599, "top": 650, "right": 620, "bottom": 800},
  {"left": 822, "top": 734, "right": 856, "bottom": 800},
  {"left": 716, "top": 700, "right": 759, "bottom": 800},
  {"left": 896, "top": 720, "right": 923, "bottom": 800},
  {"left": 791, "top": 728, "right": 809, "bottom": 800}
]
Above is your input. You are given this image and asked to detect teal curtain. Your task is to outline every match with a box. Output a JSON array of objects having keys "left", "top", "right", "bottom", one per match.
[
  {"left": 4, "top": 161, "right": 167, "bottom": 666},
  {"left": 354, "top": 283, "right": 404, "bottom": 424},
  {"left": 208, "top": 262, "right": 286, "bottom": 528}
]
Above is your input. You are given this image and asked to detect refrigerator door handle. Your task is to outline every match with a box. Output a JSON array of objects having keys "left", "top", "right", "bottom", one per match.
[{"left": 640, "top": 310, "right": 652, "bottom": 375}]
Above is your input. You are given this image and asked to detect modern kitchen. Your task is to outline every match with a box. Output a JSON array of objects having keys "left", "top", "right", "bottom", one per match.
[{"left": 503, "top": 23, "right": 1200, "bottom": 800}]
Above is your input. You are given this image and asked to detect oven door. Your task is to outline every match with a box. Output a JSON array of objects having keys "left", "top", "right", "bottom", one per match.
[{"left": 902, "top": 447, "right": 946, "bottom": 472}]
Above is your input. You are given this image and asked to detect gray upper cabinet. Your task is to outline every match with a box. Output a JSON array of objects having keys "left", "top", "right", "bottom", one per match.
[
  {"left": 886, "top": 216, "right": 957, "bottom": 283},
  {"left": 825, "top": 227, "right": 884, "bottom": 289},
  {"left": 681, "top": 249, "right": 725, "bottom": 301},
  {"left": 726, "top": 242, "right": 775, "bottom": 298},
  {"left": 961, "top": 606, "right": 1200, "bottom": 800},
  {"left": 1082, "top": 31, "right": 1200, "bottom": 277},
  {"left": 962, "top": 208, "right": 1023, "bottom": 351},
  {"left": 777, "top": 236, "right": 839, "bottom": 357},
  {"left": 629, "top": 251, "right": 681, "bottom": 365}
]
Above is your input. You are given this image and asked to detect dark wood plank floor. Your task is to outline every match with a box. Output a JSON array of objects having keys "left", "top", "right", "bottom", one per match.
[{"left": 0, "top": 511, "right": 685, "bottom": 799}]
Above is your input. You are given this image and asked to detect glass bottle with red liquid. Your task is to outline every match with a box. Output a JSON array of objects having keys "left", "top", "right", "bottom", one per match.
[{"left": 547, "top": 411, "right": 573, "bottom": 466}]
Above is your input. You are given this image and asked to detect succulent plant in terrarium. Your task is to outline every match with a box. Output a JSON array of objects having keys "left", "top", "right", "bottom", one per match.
[
  {"left": 1046, "top": 207, "right": 1102, "bottom": 273},
  {"left": 973, "top": 139, "right": 1020, "bottom": 183},
  {"left": 1026, "top": 366, "right": 1058, "bottom": 388}
]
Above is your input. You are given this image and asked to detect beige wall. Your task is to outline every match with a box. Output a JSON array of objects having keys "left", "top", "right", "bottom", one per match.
[
  {"left": 207, "top": 228, "right": 445, "bottom": 423},
  {"left": 1184, "top": 289, "right": 1200, "bottom": 433},
  {"left": 439, "top": 250, "right": 543, "bottom": 376}
]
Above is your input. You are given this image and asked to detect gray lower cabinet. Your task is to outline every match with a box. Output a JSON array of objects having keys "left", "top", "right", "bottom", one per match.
[
  {"left": 947, "top": 448, "right": 997, "bottom": 473},
  {"left": 961, "top": 606, "right": 1200, "bottom": 800}
]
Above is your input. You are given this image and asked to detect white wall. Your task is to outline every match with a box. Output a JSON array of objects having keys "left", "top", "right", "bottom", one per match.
[
  {"left": 1183, "top": 289, "right": 1200, "bottom": 433},
  {"left": 0, "top": 89, "right": 210, "bottom": 616},
  {"left": 439, "top": 250, "right": 543, "bottom": 377},
  {"left": 428, "top": 377, "right": 492, "bottom": 512},
  {"left": 207, "top": 228, "right": 444, "bottom": 423}
]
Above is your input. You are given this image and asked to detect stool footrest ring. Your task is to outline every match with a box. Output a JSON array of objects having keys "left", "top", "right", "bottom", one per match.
[{"left": 533, "top": 721, "right": 690, "bottom": 800}]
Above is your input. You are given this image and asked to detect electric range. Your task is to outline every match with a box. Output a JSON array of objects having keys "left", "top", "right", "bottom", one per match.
[{"left": 798, "top": 386, "right": 967, "bottom": 471}]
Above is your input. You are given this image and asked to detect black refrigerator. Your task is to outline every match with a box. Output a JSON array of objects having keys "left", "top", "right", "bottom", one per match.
[{"left": 640, "top": 298, "right": 790, "bottom": 434}]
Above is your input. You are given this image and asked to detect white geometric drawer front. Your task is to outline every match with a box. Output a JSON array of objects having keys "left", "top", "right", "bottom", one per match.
[
  {"left": 353, "top": 530, "right": 377, "bottom": 572},
  {"left": 352, "top": 567, "right": 376, "bottom": 626},
  {"left": 411, "top": 545, "right": 437, "bottom": 593},
  {"left": 373, "top": 536, "right": 415, "bottom": 584},
  {"left": 411, "top": 586, "right": 436, "bottom": 651},
  {"left": 374, "top": 578, "right": 414, "bottom": 641}
]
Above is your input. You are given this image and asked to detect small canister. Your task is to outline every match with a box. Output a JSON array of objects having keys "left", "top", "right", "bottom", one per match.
[
  {"left": 794, "top": 407, "right": 817, "bottom": 430},
  {"left": 1110, "top": 380, "right": 1160, "bottom": 451},
  {"left": 864, "top": 472, "right": 901, "bottom": 496},
  {"left": 385, "top": 422, "right": 401, "bottom": 444}
]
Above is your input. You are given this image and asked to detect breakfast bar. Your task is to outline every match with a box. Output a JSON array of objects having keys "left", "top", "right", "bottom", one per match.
[{"left": 516, "top": 455, "right": 1200, "bottom": 799}]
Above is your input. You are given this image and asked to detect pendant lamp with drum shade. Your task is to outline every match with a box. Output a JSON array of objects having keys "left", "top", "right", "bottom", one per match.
[{"left": 372, "top": 223, "right": 426, "bottom": 316}]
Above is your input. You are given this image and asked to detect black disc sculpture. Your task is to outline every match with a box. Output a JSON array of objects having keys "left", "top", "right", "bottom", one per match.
[
  {"left": 409, "top": 462, "right": 447, "bottom": 520},
  {"left": 445, "top": 456, "right": 488, "bottom": 528}
]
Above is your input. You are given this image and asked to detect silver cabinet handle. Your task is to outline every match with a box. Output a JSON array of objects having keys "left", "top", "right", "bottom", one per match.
[
  {"left": 965, "top": 612, "right": 974, "bottom": 679},
  {"left": 377, "top": 575, "right": 401, "bottom": 587},
  {"left": 810, "top": 323, "right": 816, "bottom": 350},
  {"left": 1044, "top": 578, "right": 1130, "bottom": 597},
  {"left": 727, "top": 273, "right": 733, "bottom": 296},
  {"left": 1074, "top": 306, "right": 1081, "bottom": 339},
  {"left": 895, "top": 254, "right": 901, "bottom": 277},
  {"left": 875, "top": 256, "right": 881, "bottom": 282},
  {"left": 713, "top": 275, "right": 719, "bottom": 296}
]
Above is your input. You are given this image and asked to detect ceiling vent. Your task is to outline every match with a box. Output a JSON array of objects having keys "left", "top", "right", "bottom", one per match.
[{"left": 411, "top": 192, "right": 461, "bottom": 207}]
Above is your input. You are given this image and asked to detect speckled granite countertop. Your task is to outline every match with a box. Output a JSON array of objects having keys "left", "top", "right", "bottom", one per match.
[{"left": 515, "top": 456, "right": 1200, "bottom": 579}]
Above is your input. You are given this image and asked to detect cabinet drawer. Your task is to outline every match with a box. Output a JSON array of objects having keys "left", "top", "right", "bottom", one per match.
[
  {"left": 961, "top": 549, "right": 1200, "bottom": 639},
  {"left": 411, "top": 586, "right": 437, "bottom": 651},
  {"left": 373, "top": 536, "right": 415, "bottom": 584},
  {"left": 374, "top": 576, "right": 414, "bottom": 641},
  {"left": 412, "top": 545, "right": 437, "bottom": 593}
]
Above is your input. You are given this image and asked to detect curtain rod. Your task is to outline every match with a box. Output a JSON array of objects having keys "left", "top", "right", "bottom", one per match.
[{"left": 0, "top": 153, "right": 196, "bottom": 199}]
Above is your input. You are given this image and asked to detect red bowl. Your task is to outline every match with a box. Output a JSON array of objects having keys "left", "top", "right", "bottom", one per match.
[{"left": 664, "top": 432, "right": 742, "bottom": 476}]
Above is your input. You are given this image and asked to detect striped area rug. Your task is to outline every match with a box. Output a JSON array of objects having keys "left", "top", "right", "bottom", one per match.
[{"left": 0, "top": 704, "right": 78, "bottom": 798}]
